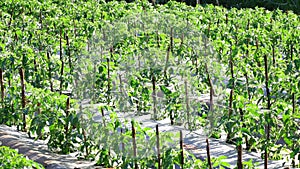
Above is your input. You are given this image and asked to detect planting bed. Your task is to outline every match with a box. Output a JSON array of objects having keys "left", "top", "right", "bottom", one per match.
[{"left": 0, "top": 125, "right": 97, "bottom": 169}]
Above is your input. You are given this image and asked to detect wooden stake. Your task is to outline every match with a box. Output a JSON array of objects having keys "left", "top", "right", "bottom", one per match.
[
  {"left": 0, "top": 68, "right": 4, "bottom": 102},
  {"left": 59, "top": 29, "right": 64, "bottom": 95},
  {"left": 156, "top": 125, "right": 161, "bottom": 169},
  {"left": 65, "top": 97, "right": 70, "bottom": 136},
  {"left": 180, "top": 130, "right": 184, "bottom": 169},
  {"left": 152, "top": 75, "right": 157, "bottom": 119},
  {"left": 205, "top": 63, "right": 214, "bottom": 109},
  {"left": 164, "top": 46, "right": 171, "bottom": 78},
  {"left": 131, "top": 121, "right": 138, "bottom": 169},
  {"left": 237, "top": 144, "right": 243, "bottom": 169},
  {"left": 263, "top": 54, "right": 270, "bottom": 169},
  {"left": 170, "top": 27, "right": 173, "bottom": 52},
  {"left": 66, "top": 33, "right": 72, "bottom": 73},
  {"left": 121, "top": 128, "right": 125, "bottom": 152},
  {"left": 290, "top": 43, "right": 293, "bottom": 61},
  {"left": 272, "top": 43, "right": 275, "bottom": 65},
  {"left": 156, "top": 30, "right": 160, "bottom": 48},
  {"left": 83, "top": 129, "right": 89, "bottom": 157},
  {"left": 256, "top": 38, "right": 261, "bottom": 67},
  {"left": 101, "top": 107, "right": 106, "bottom": 127},
  {"left": 107, "top": 48, "right": 112, "bottom": 104},
  {"left": 47, "top": 52, "right": 53, "bottom": 92},
  {"left": 39, "top": 10, "right": 43, "bottom": 29},
  {"left": 206, "top": 138, "right": 212, "bottom": 169},
  {"left": 19, "top": 68, "right": 26, "bottom": 131},
  {"left": 37, "top": 102, "right": 41, "bottom": 114},
  {"left": 184, "top": 80, "right": 190, "bottom": 129},
  {"left": 292, "top": 93, "right": 296, "bottom": 167},
  {"left": 227, "top": 58, "right": 234, "bottom": 142}
]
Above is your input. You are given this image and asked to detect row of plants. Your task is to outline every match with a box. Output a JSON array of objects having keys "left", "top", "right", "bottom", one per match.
[
  {"left": 0, "top": 146, "right": 44, "bottom": 168},
  {"left": 0, "top": 0, "right": 299, "bottom": 168}
]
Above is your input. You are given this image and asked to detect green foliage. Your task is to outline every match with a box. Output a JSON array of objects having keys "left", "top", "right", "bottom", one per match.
[
  {"left": 0, "top": 146, "right": 44, "bottom": 169},
  {"left": 0, "top": 0, "right": 299, "bottom": 168}
]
